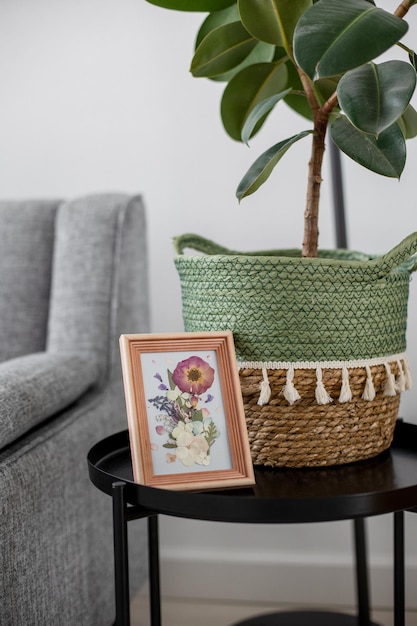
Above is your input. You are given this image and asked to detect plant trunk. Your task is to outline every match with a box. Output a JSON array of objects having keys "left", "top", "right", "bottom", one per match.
[
  {"left": 300, "top": 87, "right": 338, "bottom": 258},
  {"left": 302, "top": 118, "right": 327, "bottom": 258},
  {"left": 297, "top": 70, "right": 336, "bottom": 259},
  {"left": 300, "top": 0, "right": 413, "bottom": 258}
]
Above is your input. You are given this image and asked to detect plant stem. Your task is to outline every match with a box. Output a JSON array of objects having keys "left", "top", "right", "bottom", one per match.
[
  {"left": 395, "top": 0, "right": 413, "bottom": 17},
  {"left": 297, "top": 70, "right": 338, "bottom": 257},
  {"left": 301, "top": 0, "right": 414, "bottom": 257},
  {"left": 297, "top": 1, "right": 415, "bottom": 257},
  {"left": 302, "top": 120, "right": 326, "bottom": 258}
]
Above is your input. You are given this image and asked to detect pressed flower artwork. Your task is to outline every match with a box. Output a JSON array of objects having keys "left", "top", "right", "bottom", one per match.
[
  {"left": 141, "top": 350, "right": 232, "bottom": 475},
  {"left": 120, "top": 332, "right": 255, "bottom": 491}
]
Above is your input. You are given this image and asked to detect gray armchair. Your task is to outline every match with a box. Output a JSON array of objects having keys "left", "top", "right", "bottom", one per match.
[{"left": 0, "top": 193, "right": 149, "bottom": 625}]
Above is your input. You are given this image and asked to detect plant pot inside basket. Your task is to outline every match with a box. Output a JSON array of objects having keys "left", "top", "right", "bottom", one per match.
[{"left": 173, "top": 233, "right": 417, "bottom": 468}]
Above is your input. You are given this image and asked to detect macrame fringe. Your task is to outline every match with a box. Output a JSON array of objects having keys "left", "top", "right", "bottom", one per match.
[
  {"left": 315, "top": 365, "right": 333, "bottom": 405},
  {"left": 362, "top": 365, "right": 376, "bottom": 401},
  {"left": 282, "top": 365, "right": 301, "bottom": 405},
  {"left": 338, "top": 366, "right": 352, "bottom": 403},
  {"left": 403, "top": 357, "right": 413, "bottom": 390},
  {"left": 396, "top": 359, "right": 406, "bottom": 392},
  {"left": 240, "top": 354, "right": 413, "bottom": 408},
  {"left": 384, "top": 362, "right": 397, "bottom": 396},
  {"left": 257, "top": 367, "right": 271, "bottom": 406}
]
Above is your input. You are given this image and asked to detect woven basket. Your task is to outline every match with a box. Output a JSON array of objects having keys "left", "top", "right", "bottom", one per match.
[{"left": 173, "top": 233, "right": 417, "bottom": 467}]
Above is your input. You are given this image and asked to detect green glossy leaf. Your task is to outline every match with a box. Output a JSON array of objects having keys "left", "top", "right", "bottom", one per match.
[
  {"left": 221, "top": 61, "right": 289, "bottom": 140},
  {"left": 337, "top": 61, "right": 416, "bottom": 136},
  {"left": 236, "top": 131, "right": 312, "bottom": 200},
  {"left": 146, "top": 0, "right": 235, "bottom": 11},
  {"left": 238, "top": 0, "right": 312, "bottom": 51},
  {"left": 196, "top": 9, "right": 275, "bottom": 81},
  {"left": 283, "top": 92, "right": 311, "bottom": 120},
  {"left": 191, "top": 21, "right": 257, "bottom": 77},
  {"left": 330, "top": 115, "right": 406, "bottom": 178},
  {"left": 283, "top": 59, "right": 313, "bottom": 120},
  {"left": 210, "top": 42, "right": 276, "bottom": 82},
  {"left": 398, "top": 104, "right": 417, "bottom": 139},
  {"left": 272, "top": 47, "right": 288, "bottom": 63},
  {"left": 293, "top": 0, "right": 408, "bottom": 80},
  {"left": 314, "top": 77, "right": 340, "bottom": 104},
  {"left": 195, "top": 5, "right": 240, "bottom": 48},
  {"left": 241, "top": 90, "right": 292, "bottom": 144}
]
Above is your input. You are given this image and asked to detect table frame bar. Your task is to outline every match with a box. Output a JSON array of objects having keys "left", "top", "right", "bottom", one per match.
[
  {"left": 354, "top": 517, "right": 371, "bottom": 626},
  {"left": 394, "top": 510, "right": 405, "bottom": 626},
  {"left": 110, "top": 481, "right": 406, "bottom": 626},
  {"left": 112, "top": 482, "right": 131, "bottom": 626}
]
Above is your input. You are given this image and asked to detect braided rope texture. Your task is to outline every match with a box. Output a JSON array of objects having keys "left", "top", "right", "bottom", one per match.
[
  {"left": 240, "top": 363, "right": 400, "bottom": 468},
  {"left": 174, "top": 235, "right": 417, "bottom": 467},
  {"left": 175, "top": 252, "right": 412, "bottom": 362}
]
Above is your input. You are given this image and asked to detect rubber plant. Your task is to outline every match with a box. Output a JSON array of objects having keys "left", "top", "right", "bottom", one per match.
[{"left": 145, "top": 0, "right": 417, "bottom": 257}]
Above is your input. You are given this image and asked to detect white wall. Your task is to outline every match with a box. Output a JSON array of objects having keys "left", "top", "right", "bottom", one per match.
[{"left": 2, "top": 0, "right": 417, "bottom": 611}]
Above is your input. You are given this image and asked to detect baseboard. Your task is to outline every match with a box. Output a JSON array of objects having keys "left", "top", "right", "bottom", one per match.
[{"left": 159, "top": 549, "right": 417, "bottom": 610}]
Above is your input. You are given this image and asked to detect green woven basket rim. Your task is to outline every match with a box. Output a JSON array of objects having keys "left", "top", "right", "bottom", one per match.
[{"left": 173, "top": 232, "right": 417, "bottom": 276}]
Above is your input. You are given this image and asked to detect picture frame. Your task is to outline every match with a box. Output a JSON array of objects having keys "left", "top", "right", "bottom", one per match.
[{"left": 119, "top": 331, "right": 255, "bottom": 491}]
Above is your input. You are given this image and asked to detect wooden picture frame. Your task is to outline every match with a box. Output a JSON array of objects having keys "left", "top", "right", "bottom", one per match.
[{"left": 119, "top": 331, "right": 255, "bottom": 491}]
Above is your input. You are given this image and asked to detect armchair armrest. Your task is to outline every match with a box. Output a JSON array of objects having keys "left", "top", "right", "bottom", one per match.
[{"left": 0, "top": 352, "right": 98, "bottom": 449}]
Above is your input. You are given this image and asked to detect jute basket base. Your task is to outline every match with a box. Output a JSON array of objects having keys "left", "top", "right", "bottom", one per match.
[{"left": 239, "top": 363, "right": 401, "bottom": 468}]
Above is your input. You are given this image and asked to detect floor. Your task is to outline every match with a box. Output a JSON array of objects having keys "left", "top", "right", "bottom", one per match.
[{"left": 131, "top": 590, "right": 417, "bottom": 626}]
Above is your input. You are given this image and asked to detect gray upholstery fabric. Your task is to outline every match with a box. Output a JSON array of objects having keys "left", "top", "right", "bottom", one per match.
[
  {"left": 47, "top": 193, "right": 150, "bottom": 383},
  {"left": 0, "top": 193, "right": 150, "bottom": 625},
  {"left": 0, "top": 352, "right": 98, "bottom": 449},
  {"left": 0, "top": 200, "right": 60, "bottom": 362}
]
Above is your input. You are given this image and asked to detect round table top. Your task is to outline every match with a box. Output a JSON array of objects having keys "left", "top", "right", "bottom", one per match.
[{"left": 88, "top": 420, "right": 417, "bottom": 524}]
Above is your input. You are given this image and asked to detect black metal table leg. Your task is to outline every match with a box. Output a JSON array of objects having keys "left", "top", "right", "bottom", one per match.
[
  {"left": 112, "top": 481, "right": 130, "bottom": 626},
  {"left": 148, "top": 515, "right": 162, "bottom": 626},
  {"left": 353, "top": 517, "right": 372, "bottom": 626},
  {"left": 394, "top": 511, "right": 405, "bottom": 626}
]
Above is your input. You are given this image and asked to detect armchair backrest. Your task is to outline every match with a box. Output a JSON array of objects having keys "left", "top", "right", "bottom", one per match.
[
  {"left": 0, "top": 193, "right": 149, "bottom": 449},
  {"left": 0, "top": 194, "right": 149, "bottom": 383},
  {"left": 0, "top": 200, "right": 60, "bottom": 362},
  {"left": 47, "top": 193, "right": 150, "bottom": 385}
]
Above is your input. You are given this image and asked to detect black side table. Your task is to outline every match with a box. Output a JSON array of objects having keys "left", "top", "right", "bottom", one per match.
[{"left": 88, "top": 419, "right": 417, "bottom": 626}]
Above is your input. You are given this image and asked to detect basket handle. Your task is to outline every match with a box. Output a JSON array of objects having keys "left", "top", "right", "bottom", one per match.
[
  {"left": 173, "top": 232, "right": 417, "bottom": 274},
  {"left": 173, "top": 233, "right": 239, "bottom": 256},
  {"left": 369, "top": 232, "right": 417, "bottom": 275}
]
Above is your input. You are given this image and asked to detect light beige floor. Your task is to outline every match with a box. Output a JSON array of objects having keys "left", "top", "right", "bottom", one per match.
[{"left": 131, "top": 590, "right": 417, "bottom": 626}]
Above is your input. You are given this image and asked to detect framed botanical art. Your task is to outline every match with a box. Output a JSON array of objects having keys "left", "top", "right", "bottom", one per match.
[{"left": 119, "top": 331, "right": 255, "bottom": 491}]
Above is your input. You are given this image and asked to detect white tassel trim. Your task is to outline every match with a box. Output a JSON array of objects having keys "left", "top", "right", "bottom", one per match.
[
  {"left": 403, "top": 357, "right": 413, "bottom": 390},
  {"left": 315, "top": 365, "right": 332, "bottom": 405},
  {"left": 236, "top": 353, "right": 412, "bottom": 407},
  {"left": 396, "top": 360, "right": 406, "bottom": 392},
  {"left": 338, "top": 366, "right": 352, "bottom": 403},
  {"left": 257, "top": 368, "right": 271, "bottom": 406},
  {"left": 282, "top": 365, "right": 301, "bottom": 405},
  {"left": 383, "top": 362, "right": 397, "bottom": 396},
  {"left": 362, "top": 365, "right": 376, "bottom": 401}
]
